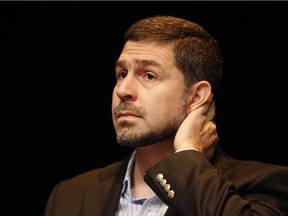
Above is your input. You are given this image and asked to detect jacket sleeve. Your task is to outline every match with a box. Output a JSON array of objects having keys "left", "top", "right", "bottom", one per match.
[{"left": 144, "top": 150, "right": 288, "bottom": 216}]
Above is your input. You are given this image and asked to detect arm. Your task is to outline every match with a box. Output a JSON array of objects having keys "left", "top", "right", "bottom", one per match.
[
  {"left": 144, "top": 95, "right": 288, "bottom": 215},
  {"left": 144, "top": 150, "right": 288, "bottom": 215}
]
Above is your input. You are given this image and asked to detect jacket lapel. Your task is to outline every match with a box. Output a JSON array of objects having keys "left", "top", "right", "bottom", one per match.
[
  {"left": 81, "top": 156, "right": 131, "bottom": 216},
  {"left": 165, "top": 207, "right": 176, "bottom": 215}
]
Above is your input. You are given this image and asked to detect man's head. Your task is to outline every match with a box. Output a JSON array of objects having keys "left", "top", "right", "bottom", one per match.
[
  {"left": 112, "top": 15, "right": 222, "bottom": 149},
  {"left": 123, "top": 15, "right": 223, "bottom": 94}
]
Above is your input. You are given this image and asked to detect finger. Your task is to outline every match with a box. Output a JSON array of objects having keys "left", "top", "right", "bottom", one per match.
[
  {"left": 202, "top": 93, "right": 215, "bottom": 119},
  {"left": 206, "top": 100, "right": 216, "bottom": 120}
]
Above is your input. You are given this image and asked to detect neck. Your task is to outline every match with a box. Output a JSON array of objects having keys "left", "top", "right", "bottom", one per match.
[{"left": 131, "top": 140, "right": 174, "bottom": 198}]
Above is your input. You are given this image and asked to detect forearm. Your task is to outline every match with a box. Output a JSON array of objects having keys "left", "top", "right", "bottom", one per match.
[{"left": 144, "top": 150, "right": 284, "bottom": 216}]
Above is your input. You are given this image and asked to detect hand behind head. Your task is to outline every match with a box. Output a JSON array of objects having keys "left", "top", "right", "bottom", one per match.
[{"left": 174, "top": 93, "right": 218, "bottom": 160}]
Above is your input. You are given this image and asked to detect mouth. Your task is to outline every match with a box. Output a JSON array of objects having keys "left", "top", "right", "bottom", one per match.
[{"left": 117, "top": 112, "right": 141, "bottom": 119}]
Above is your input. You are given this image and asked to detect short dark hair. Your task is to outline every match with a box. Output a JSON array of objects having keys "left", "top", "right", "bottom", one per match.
[{"left": 124, "top": 15, "right": 223, "bottom": 95}]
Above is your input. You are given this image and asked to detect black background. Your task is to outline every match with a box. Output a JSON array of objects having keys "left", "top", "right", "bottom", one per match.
[{"left": 1, "top": 2, "right": 288, "bottom": 216}]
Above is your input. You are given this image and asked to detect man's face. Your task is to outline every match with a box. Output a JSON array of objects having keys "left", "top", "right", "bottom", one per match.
[{"left": 112, "top": 41, "right": 188, "bottom": 148}]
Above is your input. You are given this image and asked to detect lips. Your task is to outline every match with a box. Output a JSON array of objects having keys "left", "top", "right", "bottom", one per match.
[{"left": 117, "top": 112, "right": 140, "bottom": 118}]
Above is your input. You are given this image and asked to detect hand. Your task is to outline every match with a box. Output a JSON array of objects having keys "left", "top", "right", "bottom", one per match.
[{"left": 174, "top": 94, "right": 219, "bottom": 160}]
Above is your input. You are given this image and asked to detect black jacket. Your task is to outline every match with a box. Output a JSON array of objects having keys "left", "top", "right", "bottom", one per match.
[{"left": 44, "top": 146, "right": 288, "bottom": 216}]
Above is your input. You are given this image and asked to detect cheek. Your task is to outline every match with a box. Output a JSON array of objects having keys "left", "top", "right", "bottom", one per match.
[
  {"left": 111, "top": 91, "right": 119, "bottom": 112},
  {"left": 146, "top": 96, "right": 185, "bottom": 124}
]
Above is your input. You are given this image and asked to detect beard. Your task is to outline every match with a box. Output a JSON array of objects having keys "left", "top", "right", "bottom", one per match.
[
  {"left": 113, "top": 97, "right": 187, "bottom": 148},
  {"left": 115, "top": 118, "right": 184, "bottom": 148}
]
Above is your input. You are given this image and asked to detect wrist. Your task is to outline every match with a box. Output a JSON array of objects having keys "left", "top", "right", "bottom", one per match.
[{"left": 175, "top": 147, "right": 199, "bottom": 153}]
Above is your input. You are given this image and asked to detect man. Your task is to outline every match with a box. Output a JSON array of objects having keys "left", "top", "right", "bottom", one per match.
[{"left": 44, "top": 15, "right": 288, "bottom": 216}]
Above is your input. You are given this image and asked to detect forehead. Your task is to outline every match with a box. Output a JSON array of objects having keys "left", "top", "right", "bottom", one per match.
[{"left": 117, "top": 41, "right": 175, "bottom": 67}]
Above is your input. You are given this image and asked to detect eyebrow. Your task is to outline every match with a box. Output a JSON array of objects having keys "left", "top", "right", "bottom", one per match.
[{"left": 116, "top": 59, "right": 161, "bottom": 69}]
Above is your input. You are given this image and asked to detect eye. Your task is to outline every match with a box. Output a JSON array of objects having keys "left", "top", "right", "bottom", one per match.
[
  {"left": 117, "top": 71, "right": 128, "bottom": 79},
  {"left": 145, "top": 73, "right": 156, "bottom": 81}
]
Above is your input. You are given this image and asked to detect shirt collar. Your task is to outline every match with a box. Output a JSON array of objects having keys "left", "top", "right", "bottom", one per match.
[{"left": 120, "top": 151, "right": 136, "bottom": 200}]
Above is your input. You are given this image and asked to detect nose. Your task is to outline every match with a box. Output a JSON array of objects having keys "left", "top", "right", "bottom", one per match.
[{"left": 115, "top": 75, "right": 137, "bottom": 101}]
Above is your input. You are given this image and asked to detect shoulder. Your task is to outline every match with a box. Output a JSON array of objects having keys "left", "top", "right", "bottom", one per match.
[
  {"left": 215, "top": 146, "right": 288, "bottom": 185},
  {"left": 224, "top": 158, "right": 288, "bottom": 178},
  {"left": 51, "top": 160, "right": 125, "bottom": 195},
  {"left": 215, "top": 146, "right": 288, "bottom": 175},
  {"left": 63, "top": 160, "right": 124, "bottom": 186},
  {"left": 44, "top": 157, "right": 132, "bottom": 215},
  {"left": 221, "top": 154, "right": 288, "bottom": 193}
]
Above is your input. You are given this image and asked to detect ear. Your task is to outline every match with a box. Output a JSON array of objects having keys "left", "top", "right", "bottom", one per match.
[{"left": 187, "top": 81, "right": 212, "bottom": 113}]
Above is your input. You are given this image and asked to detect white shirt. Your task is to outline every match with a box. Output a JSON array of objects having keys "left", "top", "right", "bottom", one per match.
[{"left": 115, "top": 151, "right": 168, "bottom": 216}]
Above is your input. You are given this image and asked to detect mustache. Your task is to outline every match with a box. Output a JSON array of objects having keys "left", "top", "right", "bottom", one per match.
[{"left": 113, "top": 102, "right": 146, "bottom": 117}]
